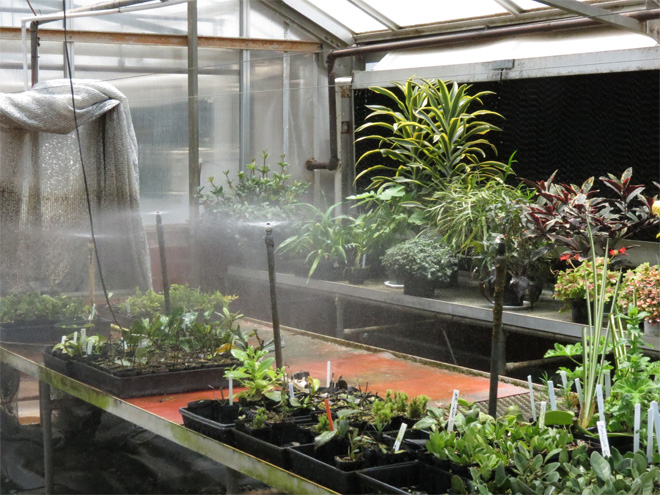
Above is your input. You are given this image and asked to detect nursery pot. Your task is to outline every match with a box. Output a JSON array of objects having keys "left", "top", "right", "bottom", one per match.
[
  {"left": 345, "top": 266, "right": 368, "bottom": 285},
  {"left": 402, "top": 277, "right": 436, "bottom": 298},
  {"left": 570, "top": 299, "right": 591, "bottom": 324},
  {"left": 643, "top": 319, "right": 660, "bottom": 337},
  {"left": 333, "top": 455, "right": 365, "bottom": 472}
]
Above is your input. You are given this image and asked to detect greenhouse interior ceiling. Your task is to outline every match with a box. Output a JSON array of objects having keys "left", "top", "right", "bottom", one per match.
[{"left": 1, "top": 1, "right": 660, "bottom": 494}]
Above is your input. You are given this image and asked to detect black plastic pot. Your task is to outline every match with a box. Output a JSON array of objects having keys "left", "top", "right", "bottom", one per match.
[
  {"left": 287, "top": 441, "right": 361, "bottom": 494},
  {"left": 357, "top": 460, "right": 454, "bottom": 495},
  {"left": 43, "top": 349, "right": 233, "bottom": 398},
  {"left": 345, "top": 266, "right": 368, "bottom": 285},
  {"left": 1, "top": 320, "right": 66, "bottom": 343},
  {"left": 570, "top": 299, "right": 590, "bottom": 324},
  {"left": 402, "top": 278, "right": 436, "bottom": 298},
  {"left": 231, "top": 422, "right": 316, "bottom": 468},
  {"left": 179, "top": 400, "right": 242, "bottom": 444}
]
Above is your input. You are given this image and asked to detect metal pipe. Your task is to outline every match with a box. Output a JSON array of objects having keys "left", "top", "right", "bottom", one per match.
[
  {"left": 30, "top": 21, "right": 39, "bottom": 87},
  {"left": 187, "top": 0, "right": 199, "bottom": 223},
  {"left": 312, "top": 8, "right": 660, "bottom": 171},
  {"left": 264, "top": 224, "right": 283, "bottom": 370},
  {"left": 38, "top": 382, "right": 53, "bottom": 495},
  {"left": 156, "top": 212, "right": 171, "bottom": 315},
  {"left": 488, "top": 240, "right": 507, "bottom": 417}
]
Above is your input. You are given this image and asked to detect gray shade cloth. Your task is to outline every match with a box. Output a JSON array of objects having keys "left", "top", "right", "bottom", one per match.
[{"left": 0, "top": 79, "right": 151, "bottom": 294}]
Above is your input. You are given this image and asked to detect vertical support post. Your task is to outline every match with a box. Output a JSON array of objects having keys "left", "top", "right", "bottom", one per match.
[
  {"left": 39, "top": 382, "right": 53, "bottom": 494},
  {"left": 187, "top": 0, "right": 199, "bottom": 223},
  {"left": 88, "top": 243, "right": 95, "bottom": 306},
  {"left": 335, "top": 296, "right": 344, "bottom": 339},
  {"left": 488, "top": 239, "right": 507, "bottom": 417},
  {"left": 156, "top": 212, "right": 171, "bottom": 315},
  {"left": 30, "top": 21, "right": 39, "bottom": 87},
  {"left": 265, "top": 224, "right": 283, "bottom": 370},
  {"left": 238, "top": 0, "right": 251, "bottom": 171},
  {"left": 225, "top": 467, "right": 240, "bottom": 494}
]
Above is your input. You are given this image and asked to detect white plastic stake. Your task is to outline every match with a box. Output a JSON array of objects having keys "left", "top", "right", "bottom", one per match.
[
  {"left": 229, "top": 376, "right": 233, "bottom": 404},
  {"left": 547, "top": 380, "right": 557, "bottom": 411},
  {"left": 647, "top": 407, "right": 654, "bottom": 463},
  {"left": 634, "top": 403, "right": 641, "bottom": 453},
  {"left": 126, "top": 301, "right": 130, "bottom": 314},
  {"left": 392, "top": 423, "right": 408, "bottom": 452},
  {"left": 86, "top": 340, "right": 93, "bottom": 356},
  {"left": 80, "top": 328, "right": 86, "bottom": 350},
  {"left": 73, "top": 331, "right": 78, "bottom": 343},
  {"left": 539, "top": 401, "right": 547, "bottom": 428},
  {"left": 61, "top": 336, "right": 66, "bottom": 344},
  {"left": 288, "top": 382, "right": 294, "bottom": 400},
  {"left": 559, "top": 371, "right": 568, "bottom": 390},
  {"left": 447, "top": 389, "right": 460, "bottom": 433},
  {"left": 596, "top": 384, "right": 606, "bottom": 425},
  {"left": 596, "top": 420, "right": 611, "bottom": 458},
  {"left": 527, "top": 375, "right": 536, "bottom": 422},
  {"left": 604, "top": 370, "right": 611, "bottom": 398},
  {"left": 326, "top": 361, "right": 331, "bottom": 388},
  {"left": 574, "top": 378, "right": 583, "bottom": 406},
  {"left": 652, "top": 401, "right": 660, "bottom": 456}
]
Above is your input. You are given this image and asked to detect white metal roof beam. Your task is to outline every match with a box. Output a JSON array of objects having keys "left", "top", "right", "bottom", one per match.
[
  {"left": 346, "top": 0, "right": 400, "bottom": 30},
  {"left": 532, "top": 0, "right": 645, "bottom": 34},
  {"left": 281, "top": 0, "right": 355, "bottom": 45},
  {"left": 493, "top": 0, "right": 524, "bottom": 15}
]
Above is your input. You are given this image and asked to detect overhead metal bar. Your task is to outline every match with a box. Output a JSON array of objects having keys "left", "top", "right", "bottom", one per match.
[
  {"left": 280, "top": 0, "right": 355, "bottom": 45},
  {"left": 346, "top": 0, "right": 400, "bottom": 30},
  {"left": 2, "top": 27, "right": 321, "bottom": 51},
  {"left": 494, "top": 0, "right": 525, "bottom": 15},
  {"left": 532, "top": 0, "right": 646, "bottom": 33}
]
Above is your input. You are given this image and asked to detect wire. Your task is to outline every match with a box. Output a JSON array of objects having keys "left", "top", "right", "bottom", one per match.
[
  {"left": 62, "top": 1, "right": 120, "bottom": 332},
  {"left": 25, "top": 0, "right": 37, "bottom": 16}
]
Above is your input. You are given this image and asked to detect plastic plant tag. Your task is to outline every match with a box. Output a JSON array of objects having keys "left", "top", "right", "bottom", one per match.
[
  {"left": 73, "top": 331, "right": 78, "bottom": 343},
  {"left": 634, "top": 403, "right": 641, "bottom": 453},
  {"left": 652, "top": 401, "right": 660, "bottom": 455},
  {"left": 539, "top": 401, "right": 547, "bottom": 428},
  {"left": 324, "top": 398, "right": 334, "bottom": 431},
  {"left": 288, "top": 382, "right": 294, "bottom": 400},
  {"left": 547, "top": 380, "right": 557, "bottom": 411},
  {"left": 392, "top": 422, "right": 407, "bottom": 452},
  {"left": 596, "top": 420, "right": 611, "bottom": 458},
  {"left": 574, "top": 378, "right": 583, "bottom": 406},
  {"left": 126, "top": 301, "right": 130, "bottom": 314},
  {"left": 604, "top": 370, "right": 611, "bottom": 398},
  {"left": 86, "top": 340, "right": 93, "bottom": 356},
  {"left": 528, "top": 375, "right": 536, "bottom": 421},
  {"left": 447, "top": 389, "right": 460, "bottom": 433},
  {"left": 326, "top": 361, "right": 331, "bottom": 388},
  {"left": 647, "top": 407, "right": 654, "bottom": 463},
  {"left": 80, "top": 328, "right": 86, "bottom": 350},
  {"left": 596, "top": 384, "right": 605, "bottom": 424},
  {"left": 559, "top": 370, "right": 568, "bottom": 390},
  {"left": 61, "top": 336, "right": 66, "bottom": 344},
  {"left": 229, "top": 376, "right": 233, "bottom": 403},
  {"left": 122, "top": 340, "right": 127, "bottom": 350}
]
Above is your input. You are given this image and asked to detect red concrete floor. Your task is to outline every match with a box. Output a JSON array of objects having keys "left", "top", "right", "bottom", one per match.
[{"left": 128, "top": 320, "right": 527, "bottom": 424}]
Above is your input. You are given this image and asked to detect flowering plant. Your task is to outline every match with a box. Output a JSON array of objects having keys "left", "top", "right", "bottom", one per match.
[
  {"left": 618, "top": 263, "right": 660, "bottom": 323},
  {"left": 553, "top": 257, "right": 619, "bottom": 305}
]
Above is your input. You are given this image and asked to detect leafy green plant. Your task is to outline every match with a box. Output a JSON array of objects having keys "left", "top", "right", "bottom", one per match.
[
  {"left": 0, "top": 292, "right": 89, "bottom": 323},
  {"left": 380, "top": 236, "right": 458, "bottom": 284},
  {"left": 225, "top": 347, "right": 285, "bottom": 404},
  {"left": 251, "top": 407, "right": 268, "bottom": 429},
  {"left": 553, "top": 256, "right": 619, "bottom": 310},
  {"left": 406, "top": 394, "right": 429, "bottom": 420},
  {"left": 125, "top": 284, "right": 236, "bottom": 317},
  {"left": 618, "top": 263, "right": 660, "bottom": 324}
]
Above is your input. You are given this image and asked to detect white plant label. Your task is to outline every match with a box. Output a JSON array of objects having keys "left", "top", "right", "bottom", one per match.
[
  {"left": 574, "top": 378, "right": 583, "bottom": 406},
  {"left": 539, "top": 401, "right": 547, "bottom": 428},
  {"left": 596, "top": 384, "right": 606, "bottom": 425},
  {"left": 559, "top": 371, "right": 568, "bottom": 390},
  {"left": 86, "top": 340, "right": 93, "bottom": 356},
  {"left": 392, "top": 422, "right": 408, "bottom": 452},
  {"left": 547, "top": 380, "right": 557, "bottom": 411},
  {"left": 634, "top": 403, "right": 641, "bottom": 454},
  {"left": 122, "top": 340, "right": 127, "bottom": 350},
  {"left": 326, "top": 361, "right": 331, "bottom": 388},
  {"left": 596, "top": 420, "right": 611, "bottom": 458},
  {"left": 229, "top": 376, "right": 233, "bottom": 404},
  {"left": 288, "top": 382, "right": 294, "bottom": 400},
  {"left": 647, "top": 407, "right": 654, "bottom": 463},
  {"left": 80, "top": 328, "right": 86, "bottom": 350},
  {"left": 61, "top": 336, "right": 66, "bottom": 344},
  {"left": 528, "top": 375, "right": 536, "bottom": 422},
  {"left": 73, "top": 331, "right": 78, "bottom": 343},
  {"left": 652, "top": 401, "right": 660, "bottom": 456},
  {"left": 126, "top": 301, "right": 130, "bottom": 314},
  {"left": 604, "top": 370, "right": 611, "bottom": 398},
  {"left": 447, "top": 389, "right": 460, "bottom": 433}
]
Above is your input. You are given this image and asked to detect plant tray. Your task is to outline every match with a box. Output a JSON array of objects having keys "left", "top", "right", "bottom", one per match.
[
  {"left": 231, "top": 422, "right": 316, "bottom": 468},
  {"left": 356, "top": 461, "right": 454, "bottom": 495},
  {"left": 0, "top": 321, "right": 66, "bottom": 344},
  {"left": 179, "top": 400, "right": 242, "bottom": 444},
  {"left": 287, "top": 442, "right": 363, "bottom": 494},
  {"left": 42, "top": 350, "right": 233, "bottom": 398}
]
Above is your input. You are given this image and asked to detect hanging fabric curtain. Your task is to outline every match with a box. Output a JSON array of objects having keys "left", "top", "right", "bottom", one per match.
[{"left": 0, "top": 79, "right": 151, "bottom": 294}]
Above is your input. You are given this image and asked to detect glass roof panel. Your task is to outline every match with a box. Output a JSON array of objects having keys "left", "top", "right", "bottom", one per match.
[
  {"left": 361, "top": 0, "right": 508, "bottom": 27},
  {"left": 307, "top": 0, "right": 387, "bottom": 33}
]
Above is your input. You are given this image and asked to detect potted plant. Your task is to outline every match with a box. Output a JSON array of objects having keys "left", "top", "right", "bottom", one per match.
[
  {"left": 343, "top": 209, "right": 384, "bottom": 284},
  {"left": 618, "top": 263, "right": 660, "bottom": 337},
  {"left": 553, "top": 256, "right": 619, "bottom": 323},
  {"left": 380, "top": 236, "right": 458, "bottom": 297}
]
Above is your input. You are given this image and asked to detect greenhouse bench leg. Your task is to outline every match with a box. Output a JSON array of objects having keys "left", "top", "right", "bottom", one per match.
[{"left": 39, "top": 381, "right": 54, "bottom": 495}]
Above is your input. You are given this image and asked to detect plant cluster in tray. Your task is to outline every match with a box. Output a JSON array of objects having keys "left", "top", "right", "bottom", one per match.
[
  {"left": 123, "top": 284, "right": 237, "bottom": 318},
  {"left": 0, "top": 292, "right": 89, "bottom": 324},
  {"left": 380, "top": 236, "right": 458, "bottom": 286},
  {"left": 52, "top": 309, "right": 246, "bottom": 375},
  {"left": 618, "top": 262, "right": 660, "bottom": 324}
]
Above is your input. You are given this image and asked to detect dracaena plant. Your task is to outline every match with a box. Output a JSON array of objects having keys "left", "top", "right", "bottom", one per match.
[{"left": 522, "top": 168, "right": 659, "bottom": 256}]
